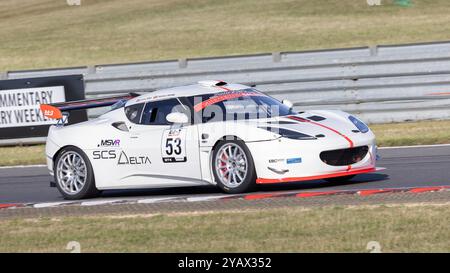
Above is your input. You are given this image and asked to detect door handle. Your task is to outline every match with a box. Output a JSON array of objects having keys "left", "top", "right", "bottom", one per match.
[{"left": 130, "top": 132, "right": 140, "bottom": 139}]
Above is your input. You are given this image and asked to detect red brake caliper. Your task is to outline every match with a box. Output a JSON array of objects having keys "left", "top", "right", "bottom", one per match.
[{"left": 220, "top": 153, "right": 228, "bottom": 178}]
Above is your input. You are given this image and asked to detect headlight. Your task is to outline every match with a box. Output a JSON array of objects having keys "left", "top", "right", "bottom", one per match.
[{"left": 349, "top": 116, "right": 369, "bottom": 133}]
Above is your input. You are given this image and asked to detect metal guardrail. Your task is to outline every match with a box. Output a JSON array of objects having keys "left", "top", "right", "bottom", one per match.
[{"left": 3, "top": 40, "right": 450, "bottom": 125}]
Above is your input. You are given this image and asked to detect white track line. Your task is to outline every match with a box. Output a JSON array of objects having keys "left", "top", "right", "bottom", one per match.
[
  {"left": 33, "top": 201, "right": 76, "bottom": 208},
  {"left": 137, "top": 197, "right": 180, "bottom": 204},
  {"left": 186, "top": 195, "right": 228, "bottom": 202},
  {"left": 0, "top": 164, "right": 47, "bottom": 169},
  {"left": 81, "top": 200, "right": 119, "bottom": 206}
]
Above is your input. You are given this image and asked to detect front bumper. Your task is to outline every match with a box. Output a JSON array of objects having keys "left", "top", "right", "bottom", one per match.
[
  {"left": 246, "top": 136, "right": 377, "bottom": 184},
  {"left": 256, "top": 166, "right": 376, "bottom": 184}
]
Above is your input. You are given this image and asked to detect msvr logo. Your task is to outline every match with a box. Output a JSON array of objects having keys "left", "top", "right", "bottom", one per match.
[{"left": 98, "top": 139, "right": 120, "bottom": 147}]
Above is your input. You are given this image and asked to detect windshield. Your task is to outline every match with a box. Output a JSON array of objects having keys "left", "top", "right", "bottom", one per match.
[{"left": 187, "top": 89, "right": 296, "bottom": 123}]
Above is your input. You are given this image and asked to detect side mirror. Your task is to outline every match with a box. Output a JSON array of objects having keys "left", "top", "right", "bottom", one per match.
[
  {"left": 282, "top": 99, "right": 294, "bottom": 110},
  {"left": 166, "top": 112, "right": 188, "bottom": 124}
]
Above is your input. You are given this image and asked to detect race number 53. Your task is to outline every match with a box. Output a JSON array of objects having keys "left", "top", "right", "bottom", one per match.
[
  {"left": 165, "top": 137, "right": 182, "bottom": 155},
  {"left": 161, "top": 128, "right": 187, "bottom": 163}
]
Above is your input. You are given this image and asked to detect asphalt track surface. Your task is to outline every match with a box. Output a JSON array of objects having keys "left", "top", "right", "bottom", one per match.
[{"left": 1, "top": 145, "right": 450, "bottom": 204}]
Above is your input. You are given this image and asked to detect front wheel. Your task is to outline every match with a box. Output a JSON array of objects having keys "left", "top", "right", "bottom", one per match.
[
  {"left": 212, "top": 140, "right": 256, "bottom": 194},
  {"left": 54, "top": 146, "right": 99, "bottom": 200}
]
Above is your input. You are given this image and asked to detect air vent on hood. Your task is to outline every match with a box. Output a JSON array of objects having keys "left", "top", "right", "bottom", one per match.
[
  {"left": 259, "top": 127, "right": 316, "bottom": 140},
  {"left": 307, "top": 115, "right": 326, "bottom": 121}
]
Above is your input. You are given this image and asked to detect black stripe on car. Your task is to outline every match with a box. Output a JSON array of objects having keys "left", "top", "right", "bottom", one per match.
[{"left": 258, "top": 126, "right": 317, "bottom": 140}]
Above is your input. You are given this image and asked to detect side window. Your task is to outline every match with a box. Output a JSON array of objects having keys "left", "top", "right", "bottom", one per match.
[
  {"left": 141, "top": 99, "right": 189, "bottom": 125},
  {"left": 124, "top": 103, "right": 144, "bottom": 124}
]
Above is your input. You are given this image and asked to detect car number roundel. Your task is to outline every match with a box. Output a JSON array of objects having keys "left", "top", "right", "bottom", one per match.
[{"left": 161, "top": 128, "right": 187, "bottom": 163}]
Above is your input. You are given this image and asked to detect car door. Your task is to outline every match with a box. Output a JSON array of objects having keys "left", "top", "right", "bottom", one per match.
[{"left": 122, "top": 98, "right": 203, "bottom": 187}]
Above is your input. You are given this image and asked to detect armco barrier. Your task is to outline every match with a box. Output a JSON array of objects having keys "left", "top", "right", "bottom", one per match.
[{"left": 2, "top": 41, "right": 450, "bottom": 145}]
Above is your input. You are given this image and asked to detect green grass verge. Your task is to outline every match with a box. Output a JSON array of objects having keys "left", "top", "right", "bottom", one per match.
[
  {"left": 1, "top": 119, "right": 450, "bottom": 167},
  {"left": 1, "top": 204, "right": 449, "bottom": 252},
  {"left": 371, "top": 120, "right": 450, "bottom": 146},
  {"left": 0, "top": 145, "right": 45, "bottom": 166},
  {"left": 2, "top": 0, "right": 450, "bottom": 71}
]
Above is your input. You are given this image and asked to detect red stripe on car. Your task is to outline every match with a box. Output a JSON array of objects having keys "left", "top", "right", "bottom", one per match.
[
  {"left": 256, "top": 167, "right": 376, "bottom": 184},
  {"left": 287, "top": 115, "right": 354, "bottom": 147}
]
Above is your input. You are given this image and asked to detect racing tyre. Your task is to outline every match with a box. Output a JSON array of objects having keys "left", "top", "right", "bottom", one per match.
[
  {"left": 325, "top": 175, "right": 355, "bottom": 183},
  {"left": 212, "top": 140, "right": 256, "bottom": 194},
  {"left": 54, "top": 146, "right": 99, "bottom": 200}
]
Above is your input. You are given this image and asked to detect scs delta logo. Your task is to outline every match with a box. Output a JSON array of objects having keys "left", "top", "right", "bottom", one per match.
[{"left": 92, "top": 150, "right": 151, "bottom": 165}]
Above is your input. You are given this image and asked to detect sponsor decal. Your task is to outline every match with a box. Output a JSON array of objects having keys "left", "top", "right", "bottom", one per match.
[
  {"left": 163, "top": 157, "right": 186, "bottom": 163},
  {"left": 0, "top": 86, "right": 66, "bottom": 128},
  {"left": 93, "top": 150, "right": 117, "bottom": 160},
  {"left": 268, "top": 159, "right": 284, "bottom": 163},
  {"left": 117, "top": 151, "right": 151, "bottom": 165},
  {"left": 286, "top": 157, "right": 302, "bottom": 164},
  {"left": 162, "top": 128, "right": 187, "bottom": 163},
  {"left": 92, "top": 150, "right": 151, "bottom": 165},
  {"left": 97, "top": 139, "right": 120, "bottom": 147},
  {"left": 135, "top": 93, "right": 176, "bottom": 103},
  {"left": 40, "top": 104, "right": 62, "bottom": 119}
]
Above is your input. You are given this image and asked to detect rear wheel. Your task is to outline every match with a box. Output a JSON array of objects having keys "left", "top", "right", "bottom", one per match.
[
  {"left": 325, "top": 175, "right": 355, "bottom": 183},
  {"left": 54, "top": 146, "right": 99, "bottom": 200},
  {"left": 212, "top": 140, "right": 256, "bottom": 194}
]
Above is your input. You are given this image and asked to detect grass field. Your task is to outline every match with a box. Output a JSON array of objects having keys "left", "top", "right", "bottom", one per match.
[
  {"left": 370, "top": 120, "right": 450, "bottom": 146},
  {"left": 0, "top": 145, "right": 45, "bottom": 166},
  {"left": 1, "top": 204, "right": 449, "bottom": 252},
  {"left": 1, "top": 119, "right": 450, "bottom": 166},
  {"left": 1, "top": 0, "right": 450, "bottom": 71}
]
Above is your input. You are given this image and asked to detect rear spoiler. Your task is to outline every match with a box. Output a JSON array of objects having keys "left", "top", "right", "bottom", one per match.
[{"left": 40, "top": 93, "right": 140, "bottom": 120}]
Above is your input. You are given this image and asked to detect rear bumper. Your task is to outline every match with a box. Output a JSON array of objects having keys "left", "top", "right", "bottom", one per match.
[{"left": 45, "top": 136, "right": 61, "bottom": 175}]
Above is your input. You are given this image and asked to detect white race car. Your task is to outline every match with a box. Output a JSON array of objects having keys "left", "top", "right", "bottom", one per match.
[{"left": 41, "top": 81, "right": 378, "bottom": 199}]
